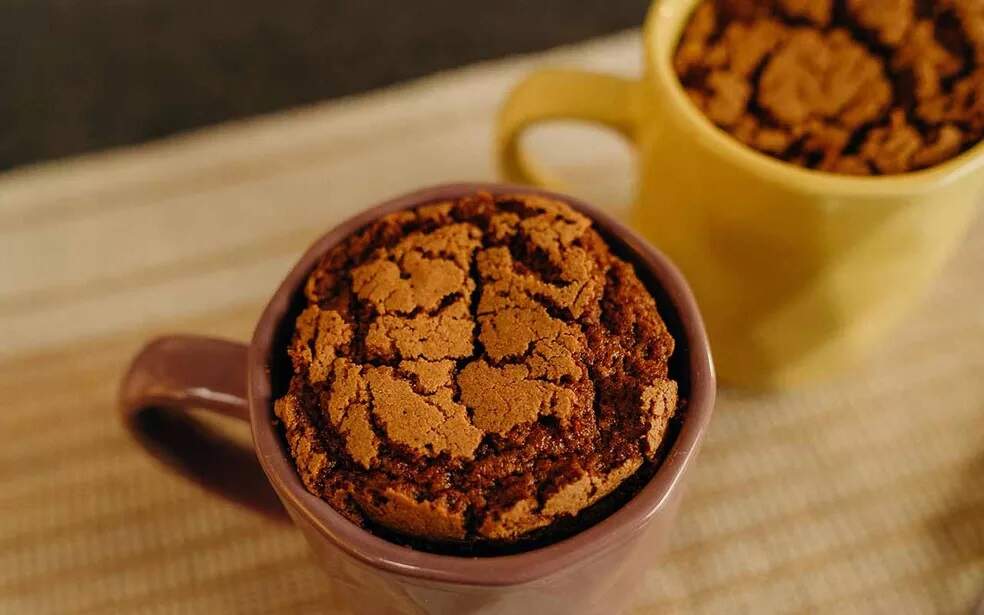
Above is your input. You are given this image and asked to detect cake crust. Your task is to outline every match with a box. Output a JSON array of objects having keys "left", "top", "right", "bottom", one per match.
[{"left": 274, "top": 192, "right": 678, "bottom": 545}]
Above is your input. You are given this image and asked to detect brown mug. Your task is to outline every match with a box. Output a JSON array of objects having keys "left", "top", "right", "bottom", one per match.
[{"left": 120, "top": 183, "right": 716, "bottom": 615}]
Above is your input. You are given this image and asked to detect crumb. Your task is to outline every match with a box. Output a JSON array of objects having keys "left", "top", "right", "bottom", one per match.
[
  {"left": 912, "top": 124, "right": 965, "bottom": 168},
  {"left": 758, "top": 29, "right": 890, "bottom": 130},
  {"left": 893, "top": 20, "right": 964, "bottom": 102},
  {"left": 798, "top": 119, "right": 853, "bottom": 168},
  {"left": 674, "top": 3, "right": 717, "bottom": 78},
  {"left": 860, "top": 109, "right": 923, "bottom": 173},
  {"left": 919, "top": 69, "right": 984, "bottom": 140},
  {"left": 702, "top": 71, "right": 753, "bottom": 127},
  {"left": 847, "top": 0, "right": 913, "bottom": 46},
  {"left": 732, "top": 114, "right": 795, "bottom": 154},
  {"left": 707, "top": 19, "right": 789, "bottom": 78}
]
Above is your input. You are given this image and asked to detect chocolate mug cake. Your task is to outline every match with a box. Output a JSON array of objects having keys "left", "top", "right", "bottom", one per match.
[
  {"left": 675, "top": 0, "right": 984, "bottom": 174},
  {"left": 120, "top": 182, "right": 715, "bottom": 614},
  {"left": 273, "top": 192, "right": 680, "bottom": 550}
]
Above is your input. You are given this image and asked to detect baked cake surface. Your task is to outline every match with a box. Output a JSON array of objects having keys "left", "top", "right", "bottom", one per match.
[
  {"left": 675, "top": 0, "right": 984, "bottom": 174},
  {"left": 274, "top": 192, "right": 678, "bottom": 545}
]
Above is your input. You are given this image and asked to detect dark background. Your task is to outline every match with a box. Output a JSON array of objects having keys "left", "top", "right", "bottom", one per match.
[{"left": 1, "top": 0, "right": 648, "bottom": 170}]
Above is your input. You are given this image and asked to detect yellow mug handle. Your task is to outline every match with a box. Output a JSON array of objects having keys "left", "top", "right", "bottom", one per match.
[{"left": 497, "top": 69, "right": 643, "bottom": 189}]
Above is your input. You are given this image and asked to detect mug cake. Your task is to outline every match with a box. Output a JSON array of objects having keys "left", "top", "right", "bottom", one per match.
[
  {"left": 675, "top": 0, "right": 984, "bottom": 174},
  {"left": 273, "top": 192, "right": 679, "bottom": 550}
]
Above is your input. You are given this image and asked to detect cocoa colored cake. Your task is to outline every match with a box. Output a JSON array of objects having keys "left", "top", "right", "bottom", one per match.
[
  {"left": 273, "top": 192, "right": 678, "bottom": 550},
  {"left": 675, "top": 0, "right": 984, "bottom": 175}
]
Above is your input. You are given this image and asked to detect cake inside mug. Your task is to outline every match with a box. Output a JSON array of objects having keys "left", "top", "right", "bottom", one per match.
[
  {"left": 273, "top": 192, "right": 680, "bottom": 553},
  {"left": 675, "top": 0, "right": 984, "bottom": 175}
]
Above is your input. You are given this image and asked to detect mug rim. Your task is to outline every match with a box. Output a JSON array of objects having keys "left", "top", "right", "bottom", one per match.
[
  {"left": 643, "top": 0, "right": 984, "bottom": 197},
  {"left": 246, "top": 182, "right": 716, "bottom": 587}
]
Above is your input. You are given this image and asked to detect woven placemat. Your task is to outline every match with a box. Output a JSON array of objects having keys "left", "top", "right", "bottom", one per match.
[{"left": 1, "top": 32, "right": 981, "bottom": 614}]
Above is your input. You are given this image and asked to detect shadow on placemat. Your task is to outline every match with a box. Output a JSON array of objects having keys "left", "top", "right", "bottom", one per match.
[
  {"left": 124, "top": 406, "right": 289, "bottom": 521},
  {"left": 927, "top": 439, "right": 984, "bottom": 606}
]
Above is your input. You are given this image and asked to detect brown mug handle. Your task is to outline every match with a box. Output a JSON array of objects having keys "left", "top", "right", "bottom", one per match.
[{"left": 119, "top": 335, "right": 287, "bottom": 520}]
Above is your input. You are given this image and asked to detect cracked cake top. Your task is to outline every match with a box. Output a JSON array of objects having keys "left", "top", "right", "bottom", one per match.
[
  {"left": 273, "top": 192, "right": 679, "bottom": 548},
  {"left": 675, "top": 0, "right": 984, "bottom": 175}
]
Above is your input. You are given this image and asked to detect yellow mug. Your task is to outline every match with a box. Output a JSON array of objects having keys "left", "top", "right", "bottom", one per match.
[{"left": 497, "top": 0, "right": 984, "bottom": 388}]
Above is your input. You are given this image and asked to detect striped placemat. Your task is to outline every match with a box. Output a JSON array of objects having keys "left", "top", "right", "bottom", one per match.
[{"left": 1, "top": 31, "right": 981, "bottom": 614}]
